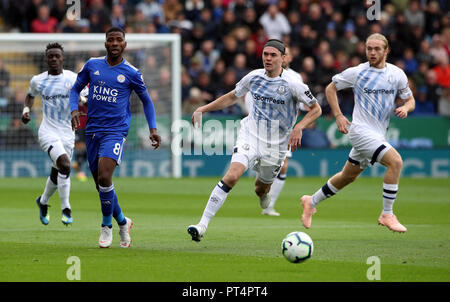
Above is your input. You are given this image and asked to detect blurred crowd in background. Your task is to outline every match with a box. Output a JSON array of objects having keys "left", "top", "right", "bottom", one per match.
[{"left": 0, "top": 0, "right": 449, "bottom": 122}]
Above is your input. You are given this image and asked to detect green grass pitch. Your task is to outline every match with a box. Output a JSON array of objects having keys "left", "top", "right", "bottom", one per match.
[{"left": 0, "top": 177, "right": 449, "bottom": 282}]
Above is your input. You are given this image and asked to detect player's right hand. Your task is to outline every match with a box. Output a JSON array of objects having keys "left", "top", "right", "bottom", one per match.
[
  {"left": 336, "top": 114, "right": 351, "bottom": 134},
  {"left": 71, "top": 110, "right": 86, "bottom": 131},
  {"left": 21, "top": 113, "right": 31, "bottom": 124}
]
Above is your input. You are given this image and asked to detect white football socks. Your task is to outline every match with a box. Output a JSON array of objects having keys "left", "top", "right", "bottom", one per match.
[
  {"left": 311, "top": 180, "right": 339, "bottom": 207},
  {"left": 57, "top": 172, "right": 71, "bottom": 210},
  {"left": 382, "top": 183, "right": 398, "bottom": 215},
  {"left": 268, "top": 174, "right": 286, "bottom": 209},
  {"left": 40, "top": 176, "right": 57, "bottom": 205},
  {"left": 199, "top": 180, "right": 231, "bottom": 228}
]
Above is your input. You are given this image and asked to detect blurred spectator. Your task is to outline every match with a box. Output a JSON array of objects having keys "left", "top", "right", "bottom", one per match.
[
  {"left": 412, "top": 61, "right": 430, "bottom": 88},
  {"left": 438, "top": 88, "right": 450, "bottom": 116},
  {"left": 259, "top": 4, "right": 291, "bottom": 40},
  {"left": 229, "top": 0, "right": 250, "bottom": 23},
  {"left": 250, "top": 25, "right": 269, "bottom": 58},
  {"left": 220, "top": 35, "right": 239, "bottom": 67},
  {"left": 432, "top": 55, "right": 450, "bottom": 88},
  {"left": 58, "top": 17, "right": 79, "bottom": 33},
  {"left": 24, "top": 0, "right": 43, "bottom": 32},
  {"left": 182, "top": 87, "right": 206, "bottom": 115},
  {"left": 209, "top": 0, "right": 224, "bottom": 23},
  {"left": 430, "top": 34, "right": 448, "bottom": 65},
  {"left": 317, "top": 53, "right": 338, "bottom": 88},
  {"left": 195, "top": 71, "right": 215, "bottom": 103},
  {"left": 193, "top": 39, "right": 220, "bottom": 73},
  {"left": 197, "top": 8, "right": 217, "bottom": 40},
  {"left": 244, "top": 39, "right": 261, "bottom": 70},
  {"left": 137, "top": 0, "right": 165, "bottom": 23},
  {"left": 242, "top": 8, "right": 259, "bottom": 33},
  {"left": 184, "top": 0, "right": 204, "bottom": 23},
  {"left": 404, "top": 0, "right": 425, "bottom": 29},
  {"left": 1, "top": 118, "right": 38, "bottom": 149},
  {"left": 231, "top": 53, "right": 249, "bottom": 81},
  {"left": 425, "top": 69, "right": 443, "bottom": 110},
  {"left": 163, "top": 0, "right": 183, "bottom": 23},
  {"left": 402, "top": 48, "right": 419, "bottom": 75},
  {"left": 301, "top": 120, "right": 333, "bottom": 149},
  {"left": 31, "top": 4, "right": 58, "bottom": 33},
  {"left": 129, "top": 8, "right": 151, "bottom": 33},
  {"left": 413, "top": 86, "right": 436, "bottom": 116},
  {"left": 182, "top": 41, "right": 195, "bottom": 68},
  {"left": 181, "top": 67, "right": 193, "bottom": 101},
  {"left": 305, "top": 3, "right": 327, "bottom": 37},
  {"left": 5, "top": 90, "right": 26, "bottom": 119},
  {"left": 425, "top": 1, "right": 443, "bottom": 36},
  {"left": 86, "top": 0, "right": 111, "bottom": 31},
  {"left": 50, "top": 0, "right": 68, "bottom": 23},
  {"left": 210, "top": 59, "right": 226, "bottom": 92},
  {"left": 111, "top": 4, "right": 126, "bottom": 29},
  {"left": 89, "top": 12, "right": 103, "bottom": 33},
  {"left": 302, "top": 57, "right": 319, "bottom": 88},
  {"left": 0, "top": 58, "right": 10, "bottom": 100},
  {"left": 416, "top": 40, "right": 434, "bottom": 65},
  {"left": 216, "top": 10, "right": 238, "bottom": 38}
]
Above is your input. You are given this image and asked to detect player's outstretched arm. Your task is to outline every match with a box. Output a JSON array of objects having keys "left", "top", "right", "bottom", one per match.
[
  {"left": 325, "top": 82, "right": 351, "bottom": 134},
  {"left": 21, "top": 93, "right": 35, "bottom": 124},
  {"left": 395, "top": 95, "right": 415, "bottom": 119},
  {"left": 288, "top": 102, "right": 322, "bottom": 151},
  {"left": 191, "top": 90, "right": 237, "bottom": 125}
]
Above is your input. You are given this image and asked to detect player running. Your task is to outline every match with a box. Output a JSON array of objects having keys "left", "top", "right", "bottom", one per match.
[
  {"left": 70, "top": 27, "right": 161, "bottom": 248},
  {"left": 188, "top": 39, "right": 322, "bottom": 242},
  {"left": 300, "top": 33, "right": 415, "bottom": 233},
  {"left": 244, "top": 45, "right": 305, "bottom": 216},
  {"left": 22, "top": 43, "right": 87, "bottom": 226}
]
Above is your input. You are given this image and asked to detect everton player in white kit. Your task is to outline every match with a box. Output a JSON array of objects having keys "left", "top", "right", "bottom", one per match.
[
  {"left": 301, "top": 34, "right": 415, "bottom": 233},
  {"left": 22, "top": 43, "right": 87, "bottom": 226},
  {"left": 70, "top": 27, "right": 161, "bottom": 248},
  {"left": 188, "top": 39, "right": 322, "bottom": 242},
  {"left": 245, "top": 46, "right": 305, "bottom": 216}
]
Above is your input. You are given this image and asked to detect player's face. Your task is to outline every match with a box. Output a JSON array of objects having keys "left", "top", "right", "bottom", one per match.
[
  {"left": 46, "top": 48, "right": 63, "bottom": 73},
  {"left": 262, "top": 46, "right": 284, "bottom": 75},
  {"left": 105, "top": 32, "right": 126, "bottom": 59},
  {"left": 366, "top": 39, "right": 388, "bottom": 67}
]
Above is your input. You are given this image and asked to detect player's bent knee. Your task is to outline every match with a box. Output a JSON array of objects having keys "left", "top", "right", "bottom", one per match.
[{"left": 56, "top": 156, "right": 71, "bottom": 175}]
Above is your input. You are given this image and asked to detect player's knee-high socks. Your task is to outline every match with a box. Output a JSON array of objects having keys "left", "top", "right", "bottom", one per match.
[
  {"left": 57, "top": 172, "right": 71, "bottom": 210},
  {"left": 311, "top": 180, "right": 339, "bottom": 207},
  {"left": 199, "top": 180, "right": 231, "bottom": 227},
  {"left": 41, "top": 176, "right": 57, "bottom": 205},
  {"left": 99, "top": 184, "right": 115, "bottom": 227},
  {"left": 112, "top": 191, "right": 126, "bottom": 225}
]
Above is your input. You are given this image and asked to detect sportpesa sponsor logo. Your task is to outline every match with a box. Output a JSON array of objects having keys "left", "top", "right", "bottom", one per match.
[
  {"left": 363, "top": 88, "right": 395, "bottom": 94},
  {"left": 92, "top": 85, "right": 118, "bottom": 103},
  {"left": 41, "top": 94, "right": 69, "bottom": 100},
  {"left": 253, "top": 93, "right": 285, "bottom": 104}
]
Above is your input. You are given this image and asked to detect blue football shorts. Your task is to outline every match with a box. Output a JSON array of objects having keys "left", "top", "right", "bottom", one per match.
[{"left": 85, "top": 132, "right": 126, "bottom": 172}]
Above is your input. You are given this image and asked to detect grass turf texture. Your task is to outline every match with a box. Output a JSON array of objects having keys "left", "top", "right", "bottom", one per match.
[{"left": 0, "top": 177, "right": 449, "bottom": 282}]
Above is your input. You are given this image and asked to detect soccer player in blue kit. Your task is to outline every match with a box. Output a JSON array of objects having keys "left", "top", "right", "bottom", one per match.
[{"left": 70, "top": 27, "right": 161, "bottom": 248}]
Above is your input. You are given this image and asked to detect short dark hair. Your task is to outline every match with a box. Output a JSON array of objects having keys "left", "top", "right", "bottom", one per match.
[
  {"left": 106, "top": 26, "right": 125, "bottom": 38},
  {"left": 46, "top": 42, "right": 64, "bottom": 53}
]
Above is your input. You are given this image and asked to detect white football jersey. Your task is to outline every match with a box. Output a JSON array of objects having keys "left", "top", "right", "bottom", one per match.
[
  {"left": 28, "top": 70, "right": 87, "bottom": 136},
  {"left": 235, "top": 68, "right": 316, "bottom": 147},
  {"left": 332, "top": 62, "right": 412, "bottom": 135}
]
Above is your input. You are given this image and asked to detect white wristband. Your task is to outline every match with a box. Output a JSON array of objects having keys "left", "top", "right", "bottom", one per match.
[{"left": 22, "top": 106, "right": 30, "bottom": 115}]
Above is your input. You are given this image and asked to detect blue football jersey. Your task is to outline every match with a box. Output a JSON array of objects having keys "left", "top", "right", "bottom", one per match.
[{"left": 70, "top": 56, "right": 156, "bottom": 136}]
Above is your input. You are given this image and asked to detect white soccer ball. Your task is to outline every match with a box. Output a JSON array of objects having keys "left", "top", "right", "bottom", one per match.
[{"left": 281, "top": 231, "right": 314, "bottom": 263}]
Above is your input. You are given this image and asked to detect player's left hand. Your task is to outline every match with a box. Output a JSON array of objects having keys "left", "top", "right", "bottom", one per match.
[
  {"left": 288, "top": 128, "right": 303, "bottom": 151},
  {"left": 394, "top": 106, "right": 408, "bottom": 119},
  {"left": 149, "top": 129, "right": 161, "bottom": 150}
]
